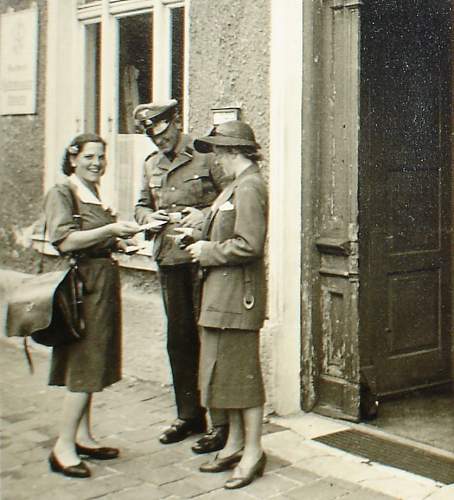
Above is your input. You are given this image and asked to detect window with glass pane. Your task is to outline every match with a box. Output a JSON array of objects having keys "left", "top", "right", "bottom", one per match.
[
  {"left": 171, "top": 7, "right": 185, "bottom": 117},
  {"left": 84, "top": 23, "right": 101, "bottom": 133},
  {"left": 118, "top": 13, "right": 153, "bottom": 134}
]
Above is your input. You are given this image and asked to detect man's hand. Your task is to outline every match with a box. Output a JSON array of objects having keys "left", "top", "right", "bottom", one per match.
[
  {"left": 181, "top": 207, "right": 204, "bottom": 228},
  {"left": 170, "top": 227, "right": 195, "bottom": 249},
  {"left": 142, "top": 210, "right": 170, "bottom": 233},
  {"left": 186, "top": 241, "right": 206, "bottom": 262}
]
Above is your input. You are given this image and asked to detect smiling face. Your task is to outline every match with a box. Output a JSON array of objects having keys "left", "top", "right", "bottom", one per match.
[
  {"left": 72, "top": 142, "right": 106, "bottom": 186},
  {"left": 149, "top": 121, "right": 181, "bottom": 154}
]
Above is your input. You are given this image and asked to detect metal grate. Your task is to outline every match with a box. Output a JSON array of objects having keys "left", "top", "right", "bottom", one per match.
[{"left": 314, "top": 429, "right": 454, "bottom": 485}]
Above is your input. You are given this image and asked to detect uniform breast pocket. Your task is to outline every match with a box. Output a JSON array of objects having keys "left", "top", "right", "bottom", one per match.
[
  {"left": 149, "top": 175, "right": 163, "bottom": 191},
  {"left": 183, "top": 172, "right": 211, "bottom": 199}
]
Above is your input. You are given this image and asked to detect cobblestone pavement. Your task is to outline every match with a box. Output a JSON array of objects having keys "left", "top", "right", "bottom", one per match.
[{"left": 2, "top": 292, "right": 454, "bottom": 499}]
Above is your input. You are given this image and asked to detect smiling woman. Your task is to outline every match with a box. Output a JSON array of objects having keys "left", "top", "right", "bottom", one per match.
[
  {"left": 71, "top": 142, "right": 106, "bottom": 185},
  {"left": 42, "top": 133, "right": 141, "bottom": 478}
]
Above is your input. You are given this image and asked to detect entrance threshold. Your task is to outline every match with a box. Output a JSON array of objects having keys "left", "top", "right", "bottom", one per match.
[
  {"left": 369, "top": 389, "right": 454, "bottom": 454},
  {"left": 314, "top": 426, "right": 454, "bottom": 485}
]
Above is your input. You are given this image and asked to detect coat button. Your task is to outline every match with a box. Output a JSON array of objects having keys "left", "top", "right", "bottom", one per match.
[
  {"left": 170, "top": 186, "right": 176, "bottom": 191},
  {"left": 193, "top": 174, "right": 199, "bottom": 179},
  {"left": 171, "top": 203, "right": 176, "bottom": 208}
]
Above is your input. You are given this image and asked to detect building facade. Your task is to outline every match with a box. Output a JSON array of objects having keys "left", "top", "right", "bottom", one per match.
[{"left": 1, "top": 0, "right": 453, "bottom": 424}]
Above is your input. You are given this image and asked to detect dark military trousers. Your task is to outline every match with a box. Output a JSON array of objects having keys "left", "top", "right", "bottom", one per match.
[{"left": 158, "top": 264, "right": 227, "bottom": 426}]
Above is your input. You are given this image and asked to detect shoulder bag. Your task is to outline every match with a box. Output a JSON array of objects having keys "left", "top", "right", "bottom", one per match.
[{"left": 5, "top": 185, "right": 86, "bottom": 364}]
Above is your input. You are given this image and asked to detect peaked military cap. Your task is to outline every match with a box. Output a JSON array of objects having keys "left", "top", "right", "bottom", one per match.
[{"left": 133, "top": 99, "right": 178, "bottom": 135}]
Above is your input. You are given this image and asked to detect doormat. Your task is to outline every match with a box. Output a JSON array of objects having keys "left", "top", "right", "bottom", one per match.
[{"left": 314, "top": 428, "right": 454, "bottom": 484}]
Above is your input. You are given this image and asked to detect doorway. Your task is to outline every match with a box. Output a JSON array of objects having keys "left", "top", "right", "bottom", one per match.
[{"left": 359, "top": 0, "right": 454, "bottom": 450}]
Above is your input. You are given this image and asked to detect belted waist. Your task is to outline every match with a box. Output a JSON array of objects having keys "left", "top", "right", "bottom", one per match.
[{"left": 77, "top": 249, "right": 112, "bottom": 259}]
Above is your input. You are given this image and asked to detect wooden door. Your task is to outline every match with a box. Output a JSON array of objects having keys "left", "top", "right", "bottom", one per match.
[{"left": 360, "top": 0, "right": 452, "bottom": 396}]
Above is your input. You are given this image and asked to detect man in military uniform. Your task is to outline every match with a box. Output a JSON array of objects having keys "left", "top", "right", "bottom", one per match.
[{"left": 134, "top": 100, "right": 228, "bottom": 453}]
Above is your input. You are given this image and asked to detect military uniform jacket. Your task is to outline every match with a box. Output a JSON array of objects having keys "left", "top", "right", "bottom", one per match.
[
  {"left": 135, "top": 134, "right": 225, "bottom": 266},
  {"left": 198, "top": 164, "right": 268, "bottom": 331}
]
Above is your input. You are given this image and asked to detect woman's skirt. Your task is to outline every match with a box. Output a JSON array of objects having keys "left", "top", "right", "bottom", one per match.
[
  {"left": 48, "top": 258, "right": 122, "bottom": 392},
  {"left": 199, "top": 326, "right": 265, "bottom": 409}
]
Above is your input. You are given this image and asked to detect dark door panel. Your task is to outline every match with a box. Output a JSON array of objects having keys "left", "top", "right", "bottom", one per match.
[{"left": 360, "top": 0, "right": 452, "bottom": 396}]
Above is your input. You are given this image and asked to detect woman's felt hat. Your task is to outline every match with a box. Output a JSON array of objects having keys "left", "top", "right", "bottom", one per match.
[{"left": 194, "top": 120, "right": 260, "bottom": 153}]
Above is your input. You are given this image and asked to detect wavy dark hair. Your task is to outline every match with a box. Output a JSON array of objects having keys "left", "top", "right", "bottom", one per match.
[
  {"left": 219, "top": 145, "right": 263, "bottom": 163},
  {"left": 62, "top": 133, "right": 107, "bottom": 176}
]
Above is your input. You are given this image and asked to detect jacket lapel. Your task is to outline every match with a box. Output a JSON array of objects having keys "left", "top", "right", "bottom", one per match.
[{"left": 201, "top": 178, "right": 238, "bottom": 239}]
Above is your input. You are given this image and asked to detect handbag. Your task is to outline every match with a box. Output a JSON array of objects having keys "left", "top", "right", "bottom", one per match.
[
  {"left": 5, "top": 184, "right": 86, "bottom": 362},
  {"left": 6, "top": 262, "right": 85, "bottom": 347}
]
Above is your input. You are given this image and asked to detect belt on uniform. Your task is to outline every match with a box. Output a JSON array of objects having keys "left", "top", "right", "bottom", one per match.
[{"left": 197, "top": 267, "right": 208, "bottom": 281}]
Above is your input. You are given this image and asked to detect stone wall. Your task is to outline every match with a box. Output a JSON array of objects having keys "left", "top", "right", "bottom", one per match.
[{"left": 0, "top": 0, "right": 47, "bottom": 272}]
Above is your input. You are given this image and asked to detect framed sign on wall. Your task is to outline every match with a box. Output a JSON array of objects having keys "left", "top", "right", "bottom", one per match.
[{"left": 0, "top": 5, "right": 38, "bottom": 115}]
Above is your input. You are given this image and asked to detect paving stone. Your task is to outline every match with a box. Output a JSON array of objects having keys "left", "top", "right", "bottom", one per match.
[
  {"left": 19, "top": 429, "right": 51, "bottom": 444},
  {"left": 340, "top": 487, "right": 398, "bottom": 500},
  {"left": 159, "top": 475, "right": 210, "bottom": 497},
  {"left": 265, "top": 453, "right": 291, "bottom": 472},
  {"left": 275, "top": 464, "right": 321, "bottom": 484},
  {"left": 284, "top": 476, "right": 357, "bottom": 500},
  {"left": 189, "top": 469, "right": 232, "bottom": 490},
  {"left": 144, "top": 463, "right": 190, "bottom": 485},
  {"left": 63, "top": 472, "right": 142, "bottom": 498},
  {"left": 360, "top": 476, "right": 440, "bottom": 500},
  {"left": 196, "top": 489, "right": 255, "bottom": 499},
  {"left": 101, "top": 482, "right": 168, "bottom": 500},
  {"left": 239, "top": 470, "right": 301, "bottom": 498},
  {"left": 263, "top": 430, "right": 333, "bottom": 463}
]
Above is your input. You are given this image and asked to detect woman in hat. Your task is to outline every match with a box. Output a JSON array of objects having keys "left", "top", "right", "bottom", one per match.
[
  {"left": 44, "top": 133, "right": 140, "bottom": 478},
  {"left": 184, "top": 120, "right": 268, "bottom": 489}
]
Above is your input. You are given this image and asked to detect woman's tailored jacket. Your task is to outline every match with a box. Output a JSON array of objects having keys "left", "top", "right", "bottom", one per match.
[
  {"left": 197, "top": 164, "right": 268, "bottom": 331},
  {"left": 135, "top": 134, "right": 225, "bottom": 266}
]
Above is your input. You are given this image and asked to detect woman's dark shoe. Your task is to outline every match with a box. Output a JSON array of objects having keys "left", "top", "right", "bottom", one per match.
[
  {"left": 199, "top": 449, "right": 243, "bottom": 473},
  {"left": 75, "top": 443, "right": 119, "bottom": 460},
  {"left": 224, "top": 452, "right": 267, "bottom": 489},
  {"left": 192, "top": 425, "right": 229, "bottom": 454},
  {"left": 48, "top": 451, "right": 91, "bottom": 478},
  {"left": 159, "top": 418, "right": 205, "bottom": 444}
]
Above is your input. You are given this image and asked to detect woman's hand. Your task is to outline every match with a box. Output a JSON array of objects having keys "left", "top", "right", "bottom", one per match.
[
  {"left": 185, "top": 241, "right": 206, "bottom": 262},
  {"left": 109, "top": 221, "right": 141, "bottom": 238}
]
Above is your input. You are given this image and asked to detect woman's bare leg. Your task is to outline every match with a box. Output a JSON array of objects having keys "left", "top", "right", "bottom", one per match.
[
  {"left": 53, "top": 391, "right": 89, "bottom": 465},
  {"left": 218, "top": 409, "right": 244, "bottom": 458},
  {"left": 232, "top": 405, "right": 263, "bottom": 473},
  {"left": 75, "top": 394, "right": 99, "bottom": 447}
]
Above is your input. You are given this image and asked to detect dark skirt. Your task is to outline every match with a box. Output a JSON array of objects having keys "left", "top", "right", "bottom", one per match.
[
  {"left": 49, "top": 258, "right": 122, "bottom": 392},
  {"left": 199, "top": 326, "right": 265, "bottom": 409}
]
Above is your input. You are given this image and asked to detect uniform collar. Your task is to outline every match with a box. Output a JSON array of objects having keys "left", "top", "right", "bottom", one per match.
[{"left": 155, "top": 133, "right": 194, "bottom": 171}]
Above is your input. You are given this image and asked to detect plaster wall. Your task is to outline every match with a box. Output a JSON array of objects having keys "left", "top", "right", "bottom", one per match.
[
  {"left": 188, "top": 0, "right": 270, "bottom": 168},
  {"left": 0, "top": 0, "right": 47, "bottom": 272}
]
